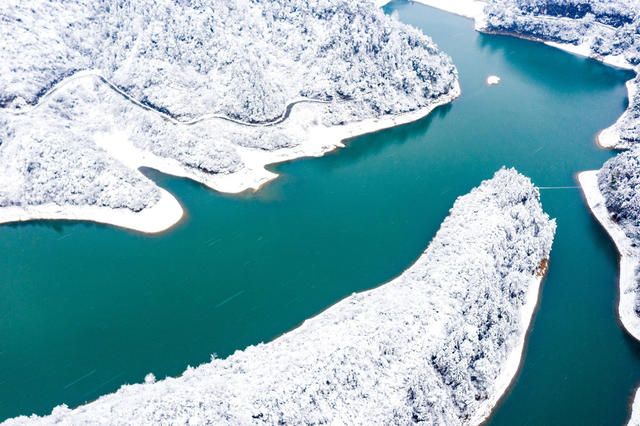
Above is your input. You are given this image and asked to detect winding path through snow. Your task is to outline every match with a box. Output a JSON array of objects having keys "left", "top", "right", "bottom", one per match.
[{"left": 3, "top": 70, "right": 331, "bottom": 127}]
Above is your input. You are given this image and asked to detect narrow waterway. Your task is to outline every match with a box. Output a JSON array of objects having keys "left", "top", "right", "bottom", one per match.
[{"left": 0, "top": 2, "right": 636, "bottom": 423}]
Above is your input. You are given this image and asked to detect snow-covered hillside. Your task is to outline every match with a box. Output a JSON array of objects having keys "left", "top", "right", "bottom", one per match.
[
  {"left": 578, "top": 149, "right": 640, "bottom": 345},
  {"left": 401, "top": 1, "right": 640, "bottom": 420},
  {"left": 0, "top": 0, "right": 459, "bottom": 232},
  {"left": 4, "top": 168, "right": 555, "bottom": 425},
  {"left": 406, "top": 0, "right": 640, "bottom": 148},
  {"left": 630, "top": 387, "right": 640, "bottom": 425}
]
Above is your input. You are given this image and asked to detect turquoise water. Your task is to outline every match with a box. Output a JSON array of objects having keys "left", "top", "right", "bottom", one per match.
[{"left": 0, "top": 2, "right": 636, "bottom": 423}]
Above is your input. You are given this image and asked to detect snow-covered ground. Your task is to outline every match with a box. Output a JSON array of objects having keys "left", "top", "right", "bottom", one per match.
[
  {"left": 0, "top": 0, "right": 460, "bottom": 233},
  {"left": 578, "top": 171, "right": 640, "bottom": 341},
  {"left": 4, "top": 168, "right": 555, "bottom": 425},
  {"left": 630, "top": 387, "right": 640, "bottom": 425},
  {"left": 476, "top": 0, "right": 640, "bottom": 148},
  {"left": 401, "top": 0, "right": 640, "bottom": 418},
  {"left": 486, "top": 75, "right": 501, "bottom": 85},
  {"left": 0, "top": 188, "right": 183, "bottom": 235},
  {"left": 582, "top": 167, "right": 640, "bottom": 425}
]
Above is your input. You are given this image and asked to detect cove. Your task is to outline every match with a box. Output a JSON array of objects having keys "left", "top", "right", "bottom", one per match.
[{"left": 0, "top": 2, "right": 635, "bottom": 423}]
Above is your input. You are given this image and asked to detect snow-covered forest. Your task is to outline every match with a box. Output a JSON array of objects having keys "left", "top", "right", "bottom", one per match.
[
  {"left": 0, "top": 0, "right": 458, "bottom": 216},
  {"left": 5, "top": 168, "right": 555, "bottom": 425},
  {"left": 483, "top": 0, "right": 640, "bottom": 54},
  {"left": 599, "top": 146, "right": 640, "bottom": 244},
  {"left": 598, "top": 147, "right": 640, "bottom": 312}
]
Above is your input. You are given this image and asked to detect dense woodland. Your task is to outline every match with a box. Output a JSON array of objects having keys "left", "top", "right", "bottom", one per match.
[{"left": 0, "top": 0, "right": 458, "bottom": 211}]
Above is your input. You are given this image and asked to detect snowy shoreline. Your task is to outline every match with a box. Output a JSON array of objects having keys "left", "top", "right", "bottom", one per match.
[
  {"left": 579, "top": 171, "right": 640, "bottom": 426},
  {"left": 376, "top": 0, "right": 485, "bottom": 22},
  {"left": 4, "top": 168, "right": 555, "bottom": 424},
  {"left": 0, "top": 187, "right": 183, "bottom": 234},
  {"left": 630, "top": 387, "right": 640, "bottom": 425},
  {"left": 578, "top": 171, "right": 640, "bottom": 341},
  {"left": 598, "top": 78, "right": 639, "bottom": 149},
  {"left": 471, "top": 270, "right": 547, "bottom": 424},
  {"left": 0, "top": 81, "right": 460, "bottom": 234}
]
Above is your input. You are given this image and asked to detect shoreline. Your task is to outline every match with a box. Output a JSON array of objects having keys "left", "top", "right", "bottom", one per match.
[
  {"left": 629, "top": 387, "right": 640, "bottom": 425},
  {"left": 96, "top": 80, "right": 460, "bottom": 195},
  {"left": 472, "top": 265, "right": 548, "bottom": 425},
  {"left": 376, "top": 0, "right": 485, "bottom": 23},
  {"left": 543, "top": 40, "right": 633, "bottom": 71},
  {"left": 597, "top": 78, "right": 639, "bottom": 149},
  {"left": 233, "top": 80, "right": 461, "bottom": 195},
  {"left": 0, "top": 188, "right": 184, "bottom": 234},
  {"left": 0, "top": 81, "right": 461, "bottom": 234},
  {"left": 577, "top": 171, "right": 640, "bottom": 341}
]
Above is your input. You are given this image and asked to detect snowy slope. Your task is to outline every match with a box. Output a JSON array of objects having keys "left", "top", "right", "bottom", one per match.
[
  {"left": 0, "top": 0, "right": 459, "bottom": 232},
  {"left": 630, "top": 387, "right": 640, "bottom": 425}
]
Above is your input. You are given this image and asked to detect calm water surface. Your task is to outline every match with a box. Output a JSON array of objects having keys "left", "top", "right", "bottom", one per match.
[{"left": 1, "top": 2, "right": 637, "bottom": 423}]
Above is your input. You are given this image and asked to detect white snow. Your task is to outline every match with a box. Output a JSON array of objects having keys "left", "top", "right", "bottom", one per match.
[
  {"left": 4, "top": 168, "right": 556, "bottom": 425},
  {"left": 376, "top": 0, "right": 486, "bottom": 27},
  {"left": 545, "top": 41, "right": 633, "bottom": 71},
  {"left": 0, "top": 0, "right": 460, "bottom": 233},
  {"left": 629, "top": 387, "right": 640, "bottom": 425},
  {"left": 598, "top": 78, "right": 640, "bottom": 149},
  {"left": 0, "top": 188, "right": 183, "bottom": 234},
  {"left": 598, "top": 126, "right": 623, "bottom": 149},
  {"left": 486, "top": 75, "right": 501, "bottom": 85},
  {"left": 578, "top": 171, "right": 640, "bottom": 341}
]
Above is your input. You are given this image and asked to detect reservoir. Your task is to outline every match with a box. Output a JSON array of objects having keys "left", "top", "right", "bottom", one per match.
[{"left": 0, "top": 2, "right": 636, "bottom": 423}]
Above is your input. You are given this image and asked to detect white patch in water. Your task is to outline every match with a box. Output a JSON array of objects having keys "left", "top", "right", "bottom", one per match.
[{"left": 487, "top": 75, "right": 501, "bottom": 85}]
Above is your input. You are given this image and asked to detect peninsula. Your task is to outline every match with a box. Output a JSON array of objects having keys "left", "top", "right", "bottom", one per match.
[{"left": 5, "top": 168, "right": 555, "bottom": 425}]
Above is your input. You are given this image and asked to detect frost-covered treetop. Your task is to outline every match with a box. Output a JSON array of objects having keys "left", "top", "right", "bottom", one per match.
[
  {"left": 482, "top": 0, "right": 640, "bottom": 63},
  {"left": 1, "top": 0, "right": 457, "bottom": 122},
  {"left": 6, "top": 168, "right": 555, "bottom": 424},
  {"left": 499, "top": 0, "right": 639, "bottom": 26}
]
